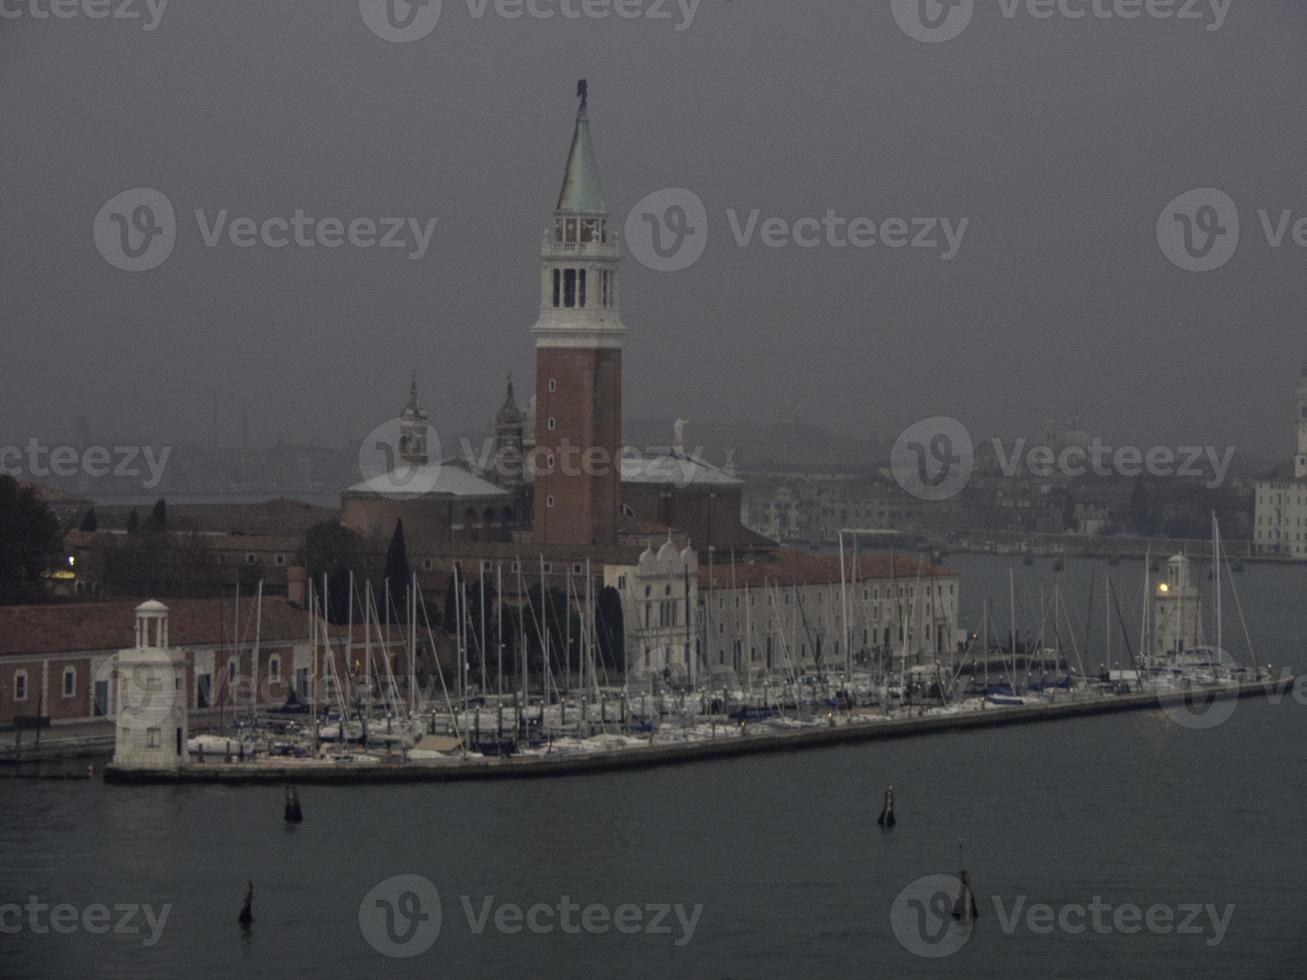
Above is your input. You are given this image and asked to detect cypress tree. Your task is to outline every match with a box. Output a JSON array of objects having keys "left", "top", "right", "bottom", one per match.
[{"left": 383, "top": 518, "right": 411, "bottom": 611}]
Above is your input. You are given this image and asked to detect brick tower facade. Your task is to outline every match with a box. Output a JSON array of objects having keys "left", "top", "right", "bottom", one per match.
[{"left": 532, "top": 84, "right": 626, "bottom": 546}]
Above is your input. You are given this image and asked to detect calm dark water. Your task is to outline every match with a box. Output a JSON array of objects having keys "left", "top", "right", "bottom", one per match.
[{"left": 3, "top": 555, "right": 1306, "bottom": 979}]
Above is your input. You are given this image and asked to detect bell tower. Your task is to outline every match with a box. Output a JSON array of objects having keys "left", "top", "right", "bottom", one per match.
[
  {"left": 399, "top": 375, "right": 429, "bottom": 466},
  {"left": 532, "top": 81, "right": 625, "bottom": 546}
]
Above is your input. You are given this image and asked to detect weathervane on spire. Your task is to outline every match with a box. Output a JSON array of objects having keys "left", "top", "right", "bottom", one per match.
[{"left": 577, "top": 78, "right": 588, "bottom": 111}]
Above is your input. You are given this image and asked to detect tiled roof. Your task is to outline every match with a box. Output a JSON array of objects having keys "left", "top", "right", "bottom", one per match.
[
  {"left": 700, "top": 550, "right": 955, "bottom": 590},
  {"left": 0, "top": 598, "right": 385, "bottom": 657}
]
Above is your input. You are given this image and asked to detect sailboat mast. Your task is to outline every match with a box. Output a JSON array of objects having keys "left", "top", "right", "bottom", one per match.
[
  {"left": 409, "top": 572, "right": 418, "bottom": 722},
  {"left": 497, "top": 561, "right": 504, "bottom": 699},
  {"left": 252, "top": 579, "right": 262, "bottom": 725},
  {"left": 1213, "top": 513, "right": 1222, "bottom": 658}
]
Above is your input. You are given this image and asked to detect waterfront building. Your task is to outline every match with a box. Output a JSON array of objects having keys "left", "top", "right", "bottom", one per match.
[
  {"left": 698, "top": 551, "right": 960, "bottom": 679},
  {"left": 1253, "top": 366, "right": 1307, "bottom": 558},
  {"left": 603, "top": 539, "right": 699, "bottom": 683},
  {"left": 0, "top": 598, "right": 404, "bottom": 729}
]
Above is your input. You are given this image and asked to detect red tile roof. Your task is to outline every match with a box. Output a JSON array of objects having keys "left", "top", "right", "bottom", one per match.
[
  {"left": 0, "top": 598, "right": 382, "bottom": 657},
  {"left": 700, "top": 549, "right": 955, "bottom": 590}
]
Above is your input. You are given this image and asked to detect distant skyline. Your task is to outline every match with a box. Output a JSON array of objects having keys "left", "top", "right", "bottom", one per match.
[{"left": 5, "top": 3, "right": 1307, "bottom": 463}]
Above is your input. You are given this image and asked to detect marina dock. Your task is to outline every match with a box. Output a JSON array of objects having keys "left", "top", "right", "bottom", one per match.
[{"left": 103, "top": 676, "right": 1294, "bottom": 785}]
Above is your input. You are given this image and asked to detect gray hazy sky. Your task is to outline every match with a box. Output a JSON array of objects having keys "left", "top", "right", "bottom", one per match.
[{"left": 3, "top": 1, "right": 1306, "bottom": 461}]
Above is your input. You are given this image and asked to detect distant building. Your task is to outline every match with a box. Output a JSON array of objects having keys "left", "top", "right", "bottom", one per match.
[{"left": 1254, "top": 367, "right": 1307, "bottom": 558}]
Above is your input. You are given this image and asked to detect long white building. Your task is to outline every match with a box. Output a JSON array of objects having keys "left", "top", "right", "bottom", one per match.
[
  {"left": 698, "top": 551, "right": 960, "bottom": 680},
  {"left": 1254, "top": 367, "right": 1307, "bottom": 558}
]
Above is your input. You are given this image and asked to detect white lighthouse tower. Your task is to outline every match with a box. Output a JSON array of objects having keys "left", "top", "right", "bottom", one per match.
[
  {"left": 1152, "top": 554, "right": 1203, "bottom": 660},
  {"left": 111, "top": 600, "right": 188, "bottom": 773}
]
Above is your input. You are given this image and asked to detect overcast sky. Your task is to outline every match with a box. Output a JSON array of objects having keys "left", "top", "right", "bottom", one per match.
[{"left": 3, "top": 1, "right": 1306, "bottom": 462}]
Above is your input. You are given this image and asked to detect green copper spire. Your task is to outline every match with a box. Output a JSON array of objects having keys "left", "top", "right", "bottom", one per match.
[{"left": 556, "top": 82, "right": 606, "bottom": 215}]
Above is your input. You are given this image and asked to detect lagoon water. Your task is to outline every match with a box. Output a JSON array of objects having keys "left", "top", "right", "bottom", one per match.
[{"left": 4, "top": 554, "right": 1306, "bottom": 978}]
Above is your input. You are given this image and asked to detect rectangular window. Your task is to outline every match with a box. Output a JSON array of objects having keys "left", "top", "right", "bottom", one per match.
[
  {"left": 565, "top": 218, "right": 578, "bottom": 243},
  {"left": 579, "top": 269, "right": 587, "bottom": 307},
  {"left": 146, "top": 728, "right": 160, "bottom": 748},
  {"left": 275, "top": 555, "right": 285, "bottom": 566},
  {"left": 601, "top": 270, "right": 610, "bottom": 307},
  {"left": 563, "top": 269, "right": 577, "bottom": 307},
  {"left": 269, "top": 656, "right": 280, "bottom": 681},
  {"left": 14, "top": 670, "right": 28, "bottom": 702},
  {"left": 548, "top": 378, "right": 557, "bottom": 393},
  {"left": 63, "top": 667, "right": 75, "bottom": 698},
  {"left": 580, "top": 218, "right": 599, "bottom": 243},
  {"left": 552, "top": 269, "right": 561, "bottom": 307}
]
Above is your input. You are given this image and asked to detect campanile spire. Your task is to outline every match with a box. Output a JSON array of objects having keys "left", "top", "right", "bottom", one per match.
[{"left": 532, "top": 84, "right": 626, "bottom": 546}]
